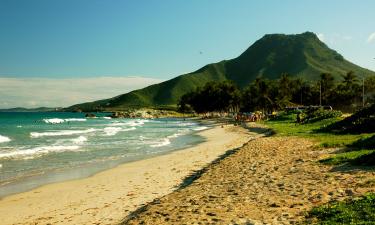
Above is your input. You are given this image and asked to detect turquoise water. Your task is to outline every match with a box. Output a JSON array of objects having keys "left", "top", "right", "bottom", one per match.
[{"left": 0, "top": 112, "right": 208, "bottom": 197}]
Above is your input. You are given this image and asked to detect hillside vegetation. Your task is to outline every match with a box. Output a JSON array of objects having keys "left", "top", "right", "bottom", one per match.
[{"left": 67, "top": 32, "right": 375, "bottom": 111}]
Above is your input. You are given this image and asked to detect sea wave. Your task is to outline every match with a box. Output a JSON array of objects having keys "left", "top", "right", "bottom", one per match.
[
  {"left": 30, "top": 128, "right": 96, "bottom": 138},
  {"left": 103, "top": 126, "right": 136, "bottom": 136},
  {"left": 0, "top": 145, "right": 81, "bottom": 160},
  {"left": 123, "top": 127, "right": 136, "bottom": 131},
  {"left": 71, "top": 136, "right": 87, "bottom": 144},
  {"left": 64, "top": 118, "right": 87, "bottom": 122},
  {"left": 150, "top": 138, "right": 171, "bottom": 148},
  {"left": 43, "top": 118, "right": 86, "bottom": 124},
  {"left": 103, "top": 127, "right": 122, "bottom": 136},
  {"left": 193, "top": 126, "right": 209, "bottom": 131},
  {"left": 110, "top": 119, "right": 149, "bottom": 127},
  {"left": 178, "top": 122, "right": 196, "bottom": 127},
  {"left": 167, "top": 129, "right": 190, "bottom": 139},
  {"left": 0, "top": 135, "right": 11, "bottom": 143}
]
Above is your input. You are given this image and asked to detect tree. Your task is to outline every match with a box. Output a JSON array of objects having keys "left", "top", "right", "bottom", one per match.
[
  {"left": 320, "top": 73, "right": 335, "bottom": 105},
  {"left": 179, "top": 81, "right": 240, "bottom": 114},
  {"left": 342, "top": 71, "right": 359, "bottom": 90}
]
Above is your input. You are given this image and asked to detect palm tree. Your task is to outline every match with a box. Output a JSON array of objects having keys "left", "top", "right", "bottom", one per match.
[
  {"left": 320, "top": 72, "right": 335, "bottom": 105},
  {"left": 342, "top": 71, "right": 359, "bottom": 90}
]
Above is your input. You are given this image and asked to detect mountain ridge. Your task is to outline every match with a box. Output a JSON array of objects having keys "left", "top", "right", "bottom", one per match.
[{"left": 67, "top": 32, "right": 375, "bottom": 111}]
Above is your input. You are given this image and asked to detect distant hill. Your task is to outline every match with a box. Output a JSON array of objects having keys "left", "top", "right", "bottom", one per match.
[
  {"left": 67, "top": 32, "right": 375, "bottom": 111},
  {"left": 0, "top": 107, "right": 61, "bottom": 112}
]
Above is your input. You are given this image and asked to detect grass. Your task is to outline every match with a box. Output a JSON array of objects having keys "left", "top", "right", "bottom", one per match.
[
  {"left": 319, "top": 150, "right": 375, "bottom": 165},
  {"left": 266, "top": 111, "right": 375, "bottom": 224},
  {"left": 351, "top": 135, "right": 375, "bottom": 149},
  {"left": 265, "top": 112, "right": 375, "bottom": 166},
  {"left": 306, "top": 193, "right": 375, "bottom": 225},
  {"left": 264, "top": 112, "right": 372, "bottom": 148}
]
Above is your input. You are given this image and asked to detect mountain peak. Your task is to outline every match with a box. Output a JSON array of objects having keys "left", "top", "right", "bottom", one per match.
[{"left": 261, "top": 31, "right": 318, "bottom": 39}]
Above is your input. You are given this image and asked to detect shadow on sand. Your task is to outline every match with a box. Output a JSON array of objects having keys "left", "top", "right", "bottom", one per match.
[{"left": 120, "top": 124, "right": 272, "bottom": 224}]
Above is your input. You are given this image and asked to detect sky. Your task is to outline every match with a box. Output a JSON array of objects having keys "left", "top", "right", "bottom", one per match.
[{"left": 1, "top": 0, "right": 375, "bottom": 108}]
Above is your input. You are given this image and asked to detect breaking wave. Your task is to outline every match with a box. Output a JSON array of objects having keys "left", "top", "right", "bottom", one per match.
[
  {"left": 43, "top": 118, "right": 86, "bottom": 124},
  {"left": 30, "top": 128, "right": 96, "bottom": 138},
  {"left": 0, "top": 135, "right": 11, "bottom": 143},
  {"left": 150, "top": 138, "right": 171, "bottom": 148},
  {"left": 0, "top": 145, "right": 81, "bottom": 160}
]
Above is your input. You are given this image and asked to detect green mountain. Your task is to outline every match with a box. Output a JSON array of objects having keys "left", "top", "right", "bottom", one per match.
[{"left": 67, "top": 32, "right": 375, "bottom": 111}]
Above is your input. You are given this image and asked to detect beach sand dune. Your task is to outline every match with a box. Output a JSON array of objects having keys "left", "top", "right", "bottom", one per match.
[{"left": 0, "top": 124, "right": 254, "bottom": 225}]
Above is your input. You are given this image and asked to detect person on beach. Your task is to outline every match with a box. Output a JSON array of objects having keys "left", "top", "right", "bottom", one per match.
[{"left": 296, "top": 111, "right": 301, "bottom": 125}]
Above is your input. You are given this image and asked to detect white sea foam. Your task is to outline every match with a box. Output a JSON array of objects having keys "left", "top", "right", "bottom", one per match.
[
  {"left": 193, "top": 126, "right": 209, "bottom": 131},
  {"left": 123, "top": 127, "right": 136, "bottom": 131},
  {"left": 109, "top": 122, "right": 129, "bottom": 126},
  {"left": 104, "top": 127, "right": 122, "bottom": 136},
  {"left": 0, "top": 135, "right": 11, "bottom": 143},
  {"left": 150, "top": 138, "right": 171, "bottom": 148},
  {"left": 178, "top": 122, "right": 196, "bottom": 127},
  {"left": 103, "top": 117, "right": 112, "bottom": 119},
  {"left": 17, "top": 125, "right": 22, "bottom": 128},
  {"left": 167, "top": 129, "right": 189, "bottom": 139},
  {"left": 127, "top": 119, "right": 150, "bottom": 127},
  {"left": 167, "top": 133, "right": 181, "bottom": 138},
  {"left": 30, "top": 128, "right": 96, "bottom": 138},
  {"left": 71, "top": 136, "right": 87, "bottom": 144},
  {"left": 43, "top": 118, "right": 65, "bottom": 124},
  {"left": 64, "top": 118, "right": 87, "bottom": 122},
  {"left": 43, "top": 118, "right": 86, "bottom": 124},
  {"left": 103, "top": 126, "right": 136, "bottom": 136},
  {"left": 0, "top": 145, "right": 81, "bottom": 159},
  {"left": 110, "top": 119, "right": 149, "bottom": 127}
]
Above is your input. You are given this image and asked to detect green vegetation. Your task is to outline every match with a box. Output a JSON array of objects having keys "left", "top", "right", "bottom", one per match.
[
  {"left": 301, "top": 107, "right": 342, "bottom": 124},
  {"left": 306, "top": 193, "right": 375, "bottom": 225},
  {"left": 322, "top": 104, "right": 375, "bottom": 134},
  {"left": 66, "top": 32, "right": 375, "bottom": 112},
  {"left": 265, "top": 108, "right": 375, "bottom": 161},
  {"left": 178, "top": 81, "right": 240, "bottom": 113},
  {"left": 179, "top": 71, "right": 374, "bottom": 115},
  {"left": 319, "top": 150, "right": 375, "bottom": 165},
  {"left": 351, "top": 135, "right": 375, "bottom": 149},
  {"left": 267, "top": 108, "right": 375, "bottom": 224},
  {"left": 265, "top": 112, "right": 368, "bottom": 148}
]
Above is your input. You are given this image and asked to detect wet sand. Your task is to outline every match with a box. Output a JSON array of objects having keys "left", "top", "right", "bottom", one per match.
[{"left": 0, "top": 124, "right": 255, "bottom": 225}]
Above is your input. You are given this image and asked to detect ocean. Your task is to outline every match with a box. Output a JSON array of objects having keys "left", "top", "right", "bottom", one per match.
[{"left": 0, "top": 112, "right": 208, "bottom": 197}]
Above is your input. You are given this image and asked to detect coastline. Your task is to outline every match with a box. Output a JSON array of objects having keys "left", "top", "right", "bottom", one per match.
[{"left": 0, "top": 123, "right": 254, "bottom": 225}]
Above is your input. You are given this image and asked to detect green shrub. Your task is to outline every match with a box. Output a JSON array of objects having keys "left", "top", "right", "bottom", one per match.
[
  {"left": 302, "top": 108, "right": 342, "bottom": 124},
  {"left": 351, "top": 135, "right": 375, "bottom": 149},
  {"left": 307, "top": 193, "right": 375, "bottom": 224},
  {"left": 322, "top": 104, "right": 375, "bottom": 134}
]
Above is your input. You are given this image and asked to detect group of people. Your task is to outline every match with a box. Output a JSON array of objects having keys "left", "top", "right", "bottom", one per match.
[{"left": 235, "top": 112, "right": 264, "bottom": 122}]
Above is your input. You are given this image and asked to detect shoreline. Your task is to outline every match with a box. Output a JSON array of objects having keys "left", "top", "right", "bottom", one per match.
[
  {"left": 0, "top": 117, "right": 210, "bottom": 198},
  {"left": 0, "top": 128, "right": 206, "bottom": 198},
  {"left": 0, "top": 123, "right": 254, "bottom": 225}
]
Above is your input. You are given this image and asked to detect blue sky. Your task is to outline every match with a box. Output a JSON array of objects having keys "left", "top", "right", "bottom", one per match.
[{"left": 1, "top": 0, "right": 375, "bottom": 107}]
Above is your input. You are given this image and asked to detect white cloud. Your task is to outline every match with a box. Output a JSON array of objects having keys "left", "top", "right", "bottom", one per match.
[
  {"left": 318, "top": 33, "right": 353, "bottom": 45},
  {"left": 317, "top": 33, "right": 325, "bottom": 42},
  {"left": 367, "top": 32, "right": 375, "bottom": 43},
  {"left": 0, "top": 76, "right": 164, "bottom": 108}
]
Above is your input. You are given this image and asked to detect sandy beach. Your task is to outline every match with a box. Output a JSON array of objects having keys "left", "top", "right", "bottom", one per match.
[
  {"left": 124, "top": 129, "right": 375, "bottom": 224},
  {"left": 0, "top": 123, "right": 255, "bottom": 225}
]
